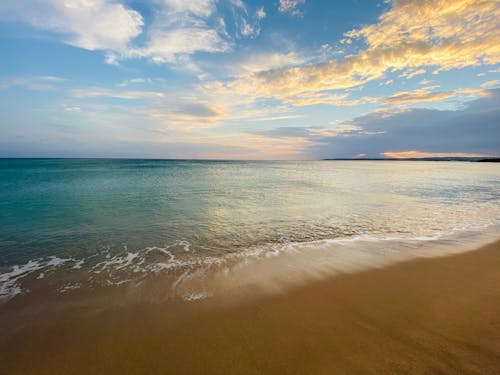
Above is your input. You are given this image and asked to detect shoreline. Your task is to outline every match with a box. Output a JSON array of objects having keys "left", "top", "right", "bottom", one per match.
[
  {"left": 2, "top": 225, "right": 499, "bottom": 305},
  {"left": 1, "top": 238, "right": 500, "bottom": 374}
]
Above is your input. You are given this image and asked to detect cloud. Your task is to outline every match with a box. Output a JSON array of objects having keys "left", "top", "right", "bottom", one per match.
[
  {"left": 247, "top": 86, "right": 488, "bottom": 108},
  {"left": 0, "top": 76, "right": 66, "bottom": 90},
  {"left": 240, "top": 18, "right": 260, "bottom": 38},
  {"left": 122, "top": 0, "right": 265, "bottom": 65},
  {"left": 194, "top": 72, "right": 310, "bottom": 124},
  {"left": 247, "top": 115, "right": 304, "bottom": 122},
  {"left": 316, "top": 88, "right": 500, "bottom": 158},
  {"left": 0, "top": 137, "right": 261, "bottom": 159},
  {"left": 400, "top": 68, "right": 426, "bottom": 79},
  {"left": 233, "top": 3, "right": 267, "bottom": 39},
  {"left": 148, "top": 100, "right": 225, "bottom": 129},
  {"left": 280, "top": 92, "right": 362, "bottom": 107},
  {"left": 419, "top": 79, "right": 434, "bottom": 85},
  {"left": 379, "top": 79, "right": 393, "bottom": 86},
  {"left": 233, "top": 52, "right": 305, "bottom": 76},
  {"left": 255, "top": 7, "right": 266, "bottom": 19},
  {"left": 380, "top": 87, "right": 488, "bottom": 105},
  {"left": 71, "top": 88, "right": 164, "bottom": 100},
  {"left": 231, "top": 0, "right": 500, "bottom": 105},
  {"left": 0, "top": 0, "right": 264, "bottom": 68},
  {"left": 161, "top": 0, "right": 216, "bottom": 18},
  {"left": 117, "top": 0, "right": 230, "bottom": 65},
  {"left": 0, "top": 0, "right": 143, "bottom": 51},
  {"left": 69, "top": 86, "right": 225, "bottom": 129},
  {"left": 117, "top": 78, "right": 147, "bottom": 87},
  {"left": 380, "top": 150, "right": 490, "bottom": 158},
  {"left": 104, "top": 53, "right": 120, "bottom": 66},
  {"left": 248, "top": 124, "right": 363, "bottom": 140},
  {"left": 249, "top": 89, "right": 500, "bottom": 158},
  {"left": 481, "top": 80, "right": 500, "bottom": 88},
  {"left": 141, "top": 28, "right": 230, "bottom": 64},
  {"left": 63, "top": 105, "right": 82, "bottom": 112},
  {"left": 278, "top": 0, "right": 305, "bottom": 16}
]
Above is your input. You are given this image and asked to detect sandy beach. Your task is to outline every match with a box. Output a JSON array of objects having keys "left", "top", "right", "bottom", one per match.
[
  {"left": 1, "top": 239, "right": 499, "bottom": 374},
  {"left": 1, "top": 0, "right": 499, "bottom": 372}
]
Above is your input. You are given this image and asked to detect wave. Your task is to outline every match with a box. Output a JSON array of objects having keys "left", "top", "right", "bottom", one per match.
[
  {"left": 1, "top": 224, "right": 499, "bottom": 304},
  {"left": 0, "top": 256, "right": 73, "bottom": 301}
]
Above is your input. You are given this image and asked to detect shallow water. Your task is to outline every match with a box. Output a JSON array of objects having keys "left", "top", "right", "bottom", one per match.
[{"left": 1, "top": 159, "right": 499, "bottom": 301}]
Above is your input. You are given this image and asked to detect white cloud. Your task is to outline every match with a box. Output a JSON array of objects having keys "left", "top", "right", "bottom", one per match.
[
  {"left": 117, "top": 78, "right": 147, "bottom": 87},
  {"left": 116, "top": 0, "right": 229, "bottom": 65},
  {"left": 63, "top": 105, "right": 82, "bottom": 112},
  {"left": 161, "top": 0, "right": 216, "bottom": 18},
  {"left": 235, "top": 52, "right": 305, "bottom": 75},
  {"left": 68, "top": 85, "right": 226, "bottom": 130},
  {"left": 134, "top": 0, "right": 267, "bottom": 66},
  {"left": 142, "top": 28, "right": 230, "bottom": 64},
  {"left": 255, "top": 7, "right": 266, "bottom": 19},
  {"left": 228, "top": 0, "right": 247, "bottom": 11},
  {"left": 278, "top": 0, "right": 305, "bottom": 16},
  {"left": 480, "top": 80, "right": 500, "bottom": 88},
  {"left": 71, "top": 87, "right": 164, "bottom": 100},
  {"left": 240, "top": 19, "right": 259, "bottom": 38},
  {"left": 0, "top": 76, "right": 66, "bottom": 90},
  {"left": 104, "top": 53, "right": 119, "bottom": 66},
  {"left": 0, "top": 0, "right": 262, "bottom": 68},
  {"left": 0, "top": 0, "right": 143, "bottom": 51}
]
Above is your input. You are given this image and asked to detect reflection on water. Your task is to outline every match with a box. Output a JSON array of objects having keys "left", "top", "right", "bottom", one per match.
[{"left": 0, "top": 159, "right": 499, "bottom": 301}]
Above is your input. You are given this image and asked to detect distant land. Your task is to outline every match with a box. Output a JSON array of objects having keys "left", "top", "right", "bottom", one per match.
[
  {"left": 323, "top": 158, "right": 500, "bottom": 162},
  {"left": 0, "top": 157, "right": 499, "bottom": 162}
]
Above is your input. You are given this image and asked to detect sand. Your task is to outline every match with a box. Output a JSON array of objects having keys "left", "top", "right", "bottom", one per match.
[{"left": 1, "top": 239, "right": 500, "bottom": 374}]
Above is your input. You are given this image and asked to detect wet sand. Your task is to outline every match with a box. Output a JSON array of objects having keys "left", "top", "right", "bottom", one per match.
[{"left": 1, "top": 239, "right": 500, "bottom": 374}]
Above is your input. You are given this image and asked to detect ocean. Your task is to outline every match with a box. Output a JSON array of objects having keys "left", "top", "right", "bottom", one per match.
[{"left": 1, "top": 159, "right": 499, "bottom": 302}]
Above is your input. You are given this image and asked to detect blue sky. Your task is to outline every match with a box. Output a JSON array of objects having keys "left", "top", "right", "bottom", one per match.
[{"left": 0, "top": 0, "right": 499, "bottom": 159}]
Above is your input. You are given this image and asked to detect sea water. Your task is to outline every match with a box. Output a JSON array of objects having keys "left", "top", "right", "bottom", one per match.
[{"left": 1, "top": 159, "right": 499, "bottom": 301}]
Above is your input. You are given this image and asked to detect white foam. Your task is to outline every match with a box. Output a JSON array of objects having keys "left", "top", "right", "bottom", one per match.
[
  {"left": 1, "top": 223, "right": 499, "bottom": 303},
  {"left": 92, "top": 252, "right": 141, "bottom": 273},
  {"left": 201, "top": 226, "right": 500, "bottom": 298},
  {"left": 59, "top": 283, "right": 81, "bottom": 293},
  {"left": 0, "top": 256, "right": 73, "bottom": 301},
  {"left": 72, "top": 259, "right": 85, "bottom": 269},
  {"left": 183, "top": 291, "right": 212, "bottom": 301}
]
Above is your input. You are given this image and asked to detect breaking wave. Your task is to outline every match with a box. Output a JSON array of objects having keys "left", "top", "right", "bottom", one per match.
[{"left": 1, "top": 224, "right": 499, "bottom": 303}]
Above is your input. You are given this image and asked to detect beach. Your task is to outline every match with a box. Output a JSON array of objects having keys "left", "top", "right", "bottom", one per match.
[
  {"left": 2, "top": 0, "right": 499, "bottom": 372},
  {"left": 1, "top": 238, "right": 499, "bottom": 374}
]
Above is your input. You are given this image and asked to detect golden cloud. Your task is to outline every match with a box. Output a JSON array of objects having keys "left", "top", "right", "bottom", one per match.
[
  {"left": 381, "top": 150, "right": 493, "bottom": 159},
  {"left": 230, "top": 0, "right": 500, "bottom": 105},
  {"left": 400, "top": 69, "right": 426, "bottom": 79},
  {"left": 381, "top": 87, "right": 488, "bottom": 105}
]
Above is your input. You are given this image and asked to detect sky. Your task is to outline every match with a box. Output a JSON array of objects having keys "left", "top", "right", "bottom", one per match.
[{"left": 0, "top": 0, "right": 499, "bottom": 159}]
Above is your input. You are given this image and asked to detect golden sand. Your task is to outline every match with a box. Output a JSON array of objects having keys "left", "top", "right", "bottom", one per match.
[{"left": 1, "top": 240, "right": 500, "bottom": 374}]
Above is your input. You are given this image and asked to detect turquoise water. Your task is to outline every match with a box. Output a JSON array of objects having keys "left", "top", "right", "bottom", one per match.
[{"left": 1, "top": 159, "right": 499, "bottom": 301}]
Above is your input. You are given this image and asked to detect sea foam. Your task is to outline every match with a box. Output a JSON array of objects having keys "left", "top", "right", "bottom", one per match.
[{"left": 0, "top": 224, "right": 499, "bottom": 304}]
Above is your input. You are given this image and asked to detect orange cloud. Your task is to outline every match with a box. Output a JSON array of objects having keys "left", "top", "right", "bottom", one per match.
[
  {"left": 400, "top": 69, "right": 426, "bottom": 79},
  {"left": 230, "top": 0, "right": 500, "bottom": 105},
  {"left": 381, "top": 87, "right": 488, "bottom": 105},
  {"left": 381, "top": 150, "right": 493, "bottom": 159}
]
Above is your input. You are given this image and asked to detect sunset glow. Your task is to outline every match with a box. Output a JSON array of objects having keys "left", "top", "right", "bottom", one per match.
[{"left": 1, "top": 0, "right": 499, "bottom": 159}]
